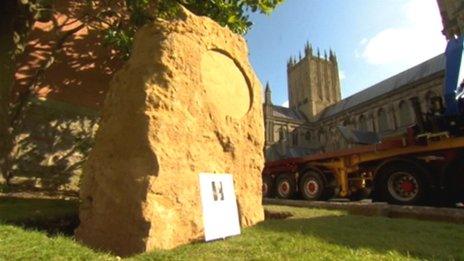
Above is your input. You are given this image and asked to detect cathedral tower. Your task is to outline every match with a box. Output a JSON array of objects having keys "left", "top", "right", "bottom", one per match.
[{"left": 287, "top": 42, "right": 341, "bottom": 120}]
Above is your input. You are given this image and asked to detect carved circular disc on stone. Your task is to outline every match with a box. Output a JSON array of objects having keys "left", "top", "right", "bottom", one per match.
[{"left": 201, "top": 50, "right": 251, "bottom": 119}]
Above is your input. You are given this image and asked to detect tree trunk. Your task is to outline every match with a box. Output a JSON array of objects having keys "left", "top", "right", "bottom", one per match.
[{"left": 0, "top": 1, "right": 18, "bottom": 183}]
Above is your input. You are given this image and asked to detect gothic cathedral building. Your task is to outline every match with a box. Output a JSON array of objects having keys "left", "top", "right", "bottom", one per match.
[
  {"left": 287, "top": 43, "right": 341, "bottom": 121},
  {"left": 264, "top": 0, "right": 464, "bottom": 161},
  {"left": 264, "top": 45, "right": 445, "bottom": 161}
]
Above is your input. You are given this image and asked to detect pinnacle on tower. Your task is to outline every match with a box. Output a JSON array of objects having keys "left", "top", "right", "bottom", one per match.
[
  {"left": 329, "top": 49, "right": 334, "bottom": 60},
  {"left": 299, "top": 51, "right": 302, "bottom": 60},
  {"left": 304, "top": 41, "right": 313, "bottom": 56},
  {"left": 324, "top": 50, "right": 327, "bottom": 59},
  {"left": 265, "top": 82, "right": 272, "bottom": 104},
  {"left": 332, "top": 51, "right": 338, "bottom": 63},
  {"left": 317, "top": 48, "right": 320, "bottom": 57},
  {"left": 329, "top": 49, "right": 336, "bottom": 62},
  {"left": 287, "top": 56, "right": 294, "bottom": 68}
]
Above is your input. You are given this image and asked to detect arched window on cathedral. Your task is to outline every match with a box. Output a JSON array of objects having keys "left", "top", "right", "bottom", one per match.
[
  {"left": 305, "top": 130, "right": 312, "bottom": 141},
  {"left": 292, "top": 130, "right": 298, "bottom": 146},
  {"left": 377, "top": 108, "right": 389, "bottom": 132},
  {"left": 358, "top": 115, "right": 368, "bottom": 131},
  {"left": 425, "top": 91, "right": 439, "bottom": 112},
  {"left": 398, "top": 100, "right": 413, "bottom": 126},
  {"left": 274, "top": 126, "right": 280, "bottom": 142},
  {"left": 278, "top": 127, "right": 285, "bottom": 141},
  {"left": 318, "top": 130, "right": 325, "bottom": 144},
  {"left": 329, "top": 126, "right": 342, "bottom": 150}
]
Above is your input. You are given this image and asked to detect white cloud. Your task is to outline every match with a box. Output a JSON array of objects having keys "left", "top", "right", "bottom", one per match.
[
  {"left": 339, "top": 70, "right": 346, "bottom": 81},
  {"left": 281, "top": 100, "right": 289, "bottom": 107},
  {"left": 361, "top": 0, "right": 446, "bottom": 67}
]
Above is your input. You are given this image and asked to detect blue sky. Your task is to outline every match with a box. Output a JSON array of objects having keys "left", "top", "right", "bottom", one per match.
[{"left": 245, "top": 0, "right": 447, "bottom": 107}]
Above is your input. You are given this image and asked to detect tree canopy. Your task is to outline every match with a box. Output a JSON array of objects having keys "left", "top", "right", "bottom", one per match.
[
  {"left": 14, "top": 0, "right": 283, "bottom": 59},
  {"left": 108, "top": 0, "right": 284, "bottom": 58},
  {"left": 0, "top": 0, "right": 283, "bottom": 183}
]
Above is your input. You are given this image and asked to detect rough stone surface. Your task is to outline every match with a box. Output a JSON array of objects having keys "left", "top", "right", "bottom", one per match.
[{"left": 75, "top": 8, "right": 265, "bottom": 256}]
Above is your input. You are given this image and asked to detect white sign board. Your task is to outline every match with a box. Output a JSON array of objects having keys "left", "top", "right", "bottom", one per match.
[{"left": 199, "top": 173, "right": 241, "bottom": 241}]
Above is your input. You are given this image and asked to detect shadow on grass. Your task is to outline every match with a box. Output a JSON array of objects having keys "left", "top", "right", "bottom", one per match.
[
  {"left": 0, "top": 197, "right": 79, "bottom": 236},
  {"left": 258, "top": 215, "right": 464, "bottom": 259}
]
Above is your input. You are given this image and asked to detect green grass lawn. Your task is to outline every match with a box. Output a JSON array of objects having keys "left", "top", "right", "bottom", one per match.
[
  {"left": 0, "top": 199, "right": 463, "bottom": 260},
  {"left": 0, "top": 197, "right": 79, "bottom": 237},
  {"left": 0, "top": 197, "right": 77, "bottom": 223}
]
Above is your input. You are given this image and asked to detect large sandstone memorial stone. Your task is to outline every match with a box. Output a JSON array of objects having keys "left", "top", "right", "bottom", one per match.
[{"left": 75, "top": 8, "right": 265, "bottom": 256}]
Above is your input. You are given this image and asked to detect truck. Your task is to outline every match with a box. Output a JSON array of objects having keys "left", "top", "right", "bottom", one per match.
[{"left": 262, "top": 36, "right": 464, "bottom": 206}]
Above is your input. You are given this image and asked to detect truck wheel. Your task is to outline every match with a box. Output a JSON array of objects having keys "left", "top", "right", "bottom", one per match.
[
  {"left": 299, "top": 171, "right": 326, "bottom": 200},
  {"left": 262, "top": 176, "right": 274, "bottom": 198},
  {"left": 379, "top": 164, "right": 427, "bottom": 205},
  {"left": 275, "top": 174, "right": 295, "bottom": 199}
]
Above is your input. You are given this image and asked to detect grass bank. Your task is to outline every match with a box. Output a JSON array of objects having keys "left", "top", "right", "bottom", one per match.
[
  {"left": 0, "top": 198, "right": 463, "bottom": 260},
  {"left": 0, "top": 197, "right": 78, "bottom": 236}
]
